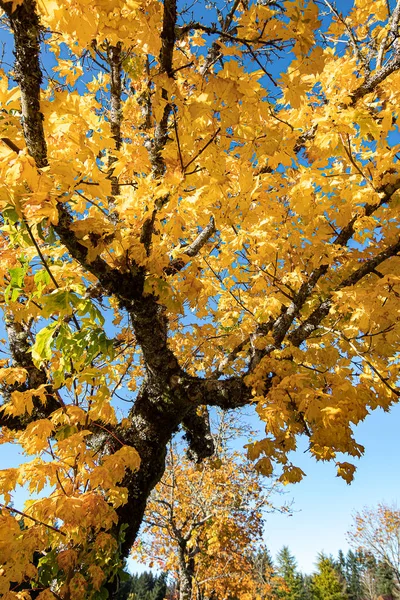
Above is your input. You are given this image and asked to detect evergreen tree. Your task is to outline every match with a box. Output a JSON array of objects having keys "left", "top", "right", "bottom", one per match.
[
  {"left": 311, "top": 554, "right": 348, "bottom": 600},
  {"left": 376, "top": 561, "right": 397, "bottom": 599},
  {"left": 276, "top": 546, "right": 304, "bottom": 600},
  {"left": 337, "top": 551, "right": 347, "bottom": 580},
  {"left": 250, "top": 547, "right": 280, "bottom": 599},
  {"left": 113, "top": 571, "right": 134, "bottom": 600},
  {"left": 343, "top": 550, "right": 365, "bottom": 600},
  {"left": 152, "top": 572, "right": 168, "bottom": 600},
  {"left": 298, "top": 574, "right": 313, "bottom": 600},
  {"left": 128, "top": 571, "right": 168, "bottom": 600}
]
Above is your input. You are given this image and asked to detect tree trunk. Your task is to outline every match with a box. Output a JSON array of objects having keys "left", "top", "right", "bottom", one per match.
[{"left": 178, "top": 548, "right": 195, "bottom": 600}]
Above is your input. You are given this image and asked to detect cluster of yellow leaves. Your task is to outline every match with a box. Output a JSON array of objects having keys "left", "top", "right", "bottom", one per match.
[
  {"left": 38, "top": 0, "right": 162, "bottom": 53},
  {"left": 0, "top": 401, "right": 139, "bottom": 596}
]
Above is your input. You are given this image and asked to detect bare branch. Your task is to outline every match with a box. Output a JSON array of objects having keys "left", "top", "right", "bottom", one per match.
[
  {"left": 377, "top": 0, "right": 400, "bottom": 68},
  {"left": 165, "top": 217, "right": 216, "bottom": 275},
  {"left": 323, "top": 0, "right": 370, "bottom": 73},
  {"left": 351, "top": 50, "right": 400, "bottom": 104},
  {"left": 0, "top": 502, "right": 66, "bottom": 536}
]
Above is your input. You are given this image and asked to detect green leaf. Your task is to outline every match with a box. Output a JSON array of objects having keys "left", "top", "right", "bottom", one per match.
[
  {"left": 9, "top": 266, "right": 25, "bottom": 289},
  {"left": 38, "top": 549, "right": 59, "bottom": 586},
  {"left": 33, "top": 269, "right": 51, "bottom": 295},
  {"left": 76, "top": 297, "right": 105, "bottom": 326},
  {"left": 31, "top": 321, "right": 59, "bottom": 366},
  {"left": 5, "top": 264, "right": 29, "bottom": 303},
  {"left": 55, "top": 424, "right": 78, "bottom": 441},
  {"left": 42, "top": 289, "right": 80, "bottom": 317},
  {"left": 93, "top": 588, "right": 109, "bottom": 600}
]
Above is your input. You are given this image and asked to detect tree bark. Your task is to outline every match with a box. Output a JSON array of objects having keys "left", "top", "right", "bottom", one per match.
[{"left": 178, "top": 545, "right": 195, "bottom": 600}]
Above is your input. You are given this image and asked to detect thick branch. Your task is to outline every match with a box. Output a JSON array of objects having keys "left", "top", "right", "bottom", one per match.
[
  {"left": 0, "top": 315, "right": 59, "bottom": 429},
  {"left": 150, "top": 0, "right": 177, "bottom": 176},
  {"left": 141, "top": 0, "right": 178, "bottom": 253},
  {"left": 351, "top": 50, "right": 400, "bottom": 104},
  {"left": 335, "top": 179, "right": 400, "bottom": 246},
  {"left": 114, "top": 380, "right": 193, "bottom": 557},
  {"left": 184, "top": 375, "right": 260, "bottom": 410},
  {"left": 160, "top": 0, "right": 177, "bottom": 76},
  {"left": 107, "top": 42, "right": 122, "bottom": 212},
  {"left": 108, "top": 43, "right": 122, "bottom": 154},
  {"left": 270, "top": 266, "right": 329, "bottom": 346},
  {"left": 182, "top": 407, "right": 215, "bottom": 463},
  {"left": 0, "top": 0, "right": 47, "bottom": 167}
]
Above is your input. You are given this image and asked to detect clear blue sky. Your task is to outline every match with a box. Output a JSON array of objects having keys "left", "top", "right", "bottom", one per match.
[
  {"left": 262, "top": 403, "right": 400, "bottom": 573},
  {"left": 1, "top": 0, "right": 399, "bottom": 578}
]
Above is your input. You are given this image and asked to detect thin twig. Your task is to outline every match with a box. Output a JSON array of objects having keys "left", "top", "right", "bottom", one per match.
[
  {"left": 0, "top": 502, "right": 66, "bottom": 536},
  {"left": 184, "top": 128, "right": 221, "bottom": 172}
]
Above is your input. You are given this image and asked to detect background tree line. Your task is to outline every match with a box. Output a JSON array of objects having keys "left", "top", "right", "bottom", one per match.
[{"left": 117, "top": 545, "right": 399, "bottom": 600}]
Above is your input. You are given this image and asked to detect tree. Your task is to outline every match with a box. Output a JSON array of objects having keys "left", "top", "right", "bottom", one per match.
[
  {"left": 311, "top": 554, "right": 348, "bottom": 600},
  {"left": 249, "top": 547, "right": 283, "bottom": 600},
  {"left": 348, "top": 504, "right": 400, "bottom": 596},
  {"left": 0, "top": 0, "right": 400, "bottom": 596},
  {"left": 339, "top": 550, "right": 365, "bottom": 600},
  {"left": 128, "top": 572, "right": 167, "bottom": 600},
  {"left": 110, "top": 569, "right": 134, "bottom": 600},
  {"left": 375, "top": 562, "right": 397, "bottom": 599},
  {"left": 298, "top": 574, "right": 314, "bottom": 600},
  {"left": 133, "top": 442, "right": 277, "bottom": 600},
  {"left": 275, "top": 546, "right": 304, "bottom": 600}
]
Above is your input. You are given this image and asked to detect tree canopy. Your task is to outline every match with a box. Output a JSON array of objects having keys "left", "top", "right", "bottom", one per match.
[{"left": 0, "top": 0, "right": 400, "bottom": 597}]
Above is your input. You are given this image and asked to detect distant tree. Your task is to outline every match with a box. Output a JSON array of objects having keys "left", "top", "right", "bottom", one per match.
[
  {"left": 336, "top": 550, "right": 365, "bottom": 600},
  {"left": 311, "top": 554, "right": 348, "bottom": 600},
  {"left": 276, "top": 546, "right": 304, "bottom": 600},
  {"left": 250, "top": 547, "right": 278, "bottom": 598},
  {"left": 357, "top": 553, "right": 379, "bottom": 600},
  {"left": 348, "top": 504, "right": 400, "bottom": 594},
  {"left": 133, "top": 441, "right": 279, "bottom": 600},
  {"left": 248, "top": 546, "right": 289, "bottom": 600},
  {"left": 112, "top": 570, "right": 133, "bottom": 600},
  {"left": 375, "top": 561, "right": 398, "bottom": 599},
  {"left": 299, "top": 574, "right": 314, "bottom": 600},
  {"left": 128, "top": 571, "right": 167, "bottom": 600},
  {"left": 337, "top": 551, "right": 347, "bottom": 580}
]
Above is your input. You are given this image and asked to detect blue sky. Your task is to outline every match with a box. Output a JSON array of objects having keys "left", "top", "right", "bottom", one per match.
[
  {"left": 262, "top": 403, "right": 400, "bottom": 572},
  {"left": 0, "top": 0, "right": 399, "bottom": 578}
]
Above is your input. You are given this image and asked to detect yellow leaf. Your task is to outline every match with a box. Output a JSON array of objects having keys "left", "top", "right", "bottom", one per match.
[{"left": 336, "top": 462, "right": 356, "bottom": 484}]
